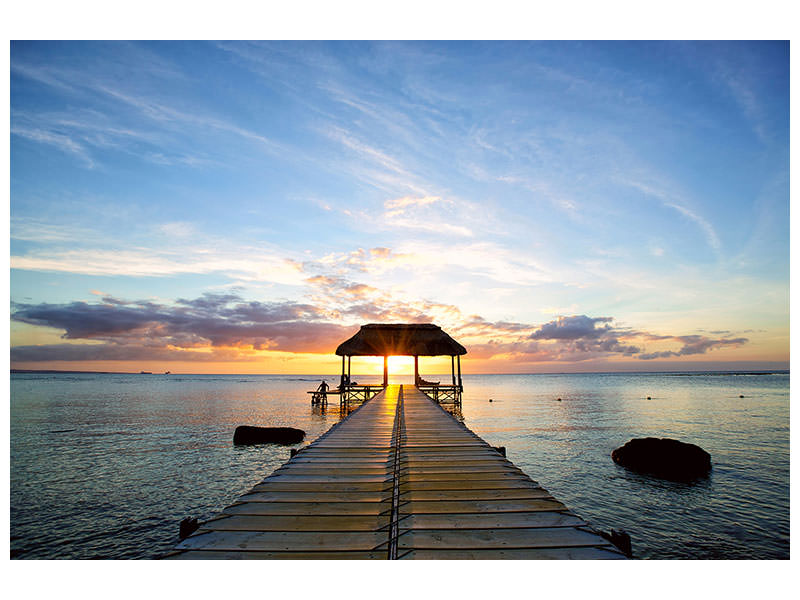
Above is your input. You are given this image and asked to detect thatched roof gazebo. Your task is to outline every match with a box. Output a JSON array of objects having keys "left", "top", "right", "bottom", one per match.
[{"left": 334, "top": 324, "right": 466, "bottom": 404}]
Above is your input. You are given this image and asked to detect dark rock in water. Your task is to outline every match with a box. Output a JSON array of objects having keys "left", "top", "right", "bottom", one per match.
[
  {"left": 179, "top": 517, "right": 199, "bottom": 539},
  {"left": 611, "top": 437, "right": 711, "bottom": 481},
  {"left": 233, "top": 425, "right": 305, "bottom": 446}
]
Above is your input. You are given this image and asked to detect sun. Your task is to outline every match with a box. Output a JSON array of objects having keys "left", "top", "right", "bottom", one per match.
[
  {"left": 357, "top": 355, "right": 413, "bottom": 375},
  {"left": 387, "top": 355, "right": 413, "bottom": 374}
]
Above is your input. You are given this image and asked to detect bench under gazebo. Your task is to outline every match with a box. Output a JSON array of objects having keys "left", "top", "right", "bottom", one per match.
[{"left": 310, "top": 323, "right": 466, "bottom": 409}]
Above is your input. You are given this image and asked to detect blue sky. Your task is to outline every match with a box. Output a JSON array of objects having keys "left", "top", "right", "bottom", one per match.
[{"left": 9, "top": 41, "right": 789, "bottom": 373}]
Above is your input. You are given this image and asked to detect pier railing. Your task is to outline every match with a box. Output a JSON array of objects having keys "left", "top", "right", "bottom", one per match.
[
  {"left": 311, "top": 383, "right": 460, "bottom": 409},
  {"left": 342, "top": 384, "right": 384, "bottom": 405},
  {"left": 309, "top": 383, "right": 384, "bottom": 411},
  {"left": 417, "top": 383, "right": 461, "bottom": 406}
]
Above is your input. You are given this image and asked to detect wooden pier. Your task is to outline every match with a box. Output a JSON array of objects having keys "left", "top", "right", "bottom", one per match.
[{"left": 167, "top": 385, "right": 626, "bottom": 559}]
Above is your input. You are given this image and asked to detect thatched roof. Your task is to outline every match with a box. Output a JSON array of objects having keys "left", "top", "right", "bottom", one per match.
[{"left": 335, "top": 323, "right": 467, "bottom": 356}]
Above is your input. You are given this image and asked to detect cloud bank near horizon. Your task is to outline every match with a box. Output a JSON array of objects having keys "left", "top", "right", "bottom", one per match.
[{"left": 11, "top": 292, "right": 748, "bottom": 365}]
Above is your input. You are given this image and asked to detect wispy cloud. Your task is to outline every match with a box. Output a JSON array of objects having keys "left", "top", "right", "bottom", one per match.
[
  {"left": 11, "top": 243, "right": 306, "bottom": 285},
  {"left": 662, "top": 201, "right": 721, "bottom": 251},
  {"left": 384, "top": 195, "right": 447, "bottom": 217},
  {"left": 11, "top": 218, "right": 101, "bottom": 244},
  {"left": 618, "top": 177, "right": 722, "bottom": 254},
  {"left": 305, "top": 240, "right": 554, "bottom": 288},
  {"left": 11, "top": 61, "right": 77, "bottom": 93},
  {"left": 95, "top": 85, "right": 284, "bottom": 153},
  {"left": 12, "top": 55, "right": 284, "bottom": 169},
  {"left": 723, "top": 71, "right": 767, "bottom": 143},
  {"left": 11, "top": 125, "right": 95, "bottom": 168},
  {"left": 377, "top": 195, "right": 474, "bottom": 237},
  {"left": 638, "top": 335, "right": 748, "bottom": 360}
]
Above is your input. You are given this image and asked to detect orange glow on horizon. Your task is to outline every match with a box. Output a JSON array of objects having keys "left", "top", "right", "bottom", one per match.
[{"left": 9, "top": 337, "right": 789, "bottom": 375}]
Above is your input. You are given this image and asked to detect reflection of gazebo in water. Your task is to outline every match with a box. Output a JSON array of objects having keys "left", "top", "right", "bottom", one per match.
[{"left": 310, "top": 323, "right": 466, "bottom": 410}]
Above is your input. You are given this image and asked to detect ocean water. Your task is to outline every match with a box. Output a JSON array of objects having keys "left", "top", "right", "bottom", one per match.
[{"left": 10, "top": 371, "right": 789, "bottom": 559}]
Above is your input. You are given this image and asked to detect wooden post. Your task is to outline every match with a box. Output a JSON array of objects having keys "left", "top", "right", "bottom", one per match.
[
  {"left": 348, "top": 355, "right": 351, "bottom": 382},
  {"left": 451, "top": 355, "right": 456, "bottom": 386},
  {"left": 414, "top": 355, "right": 419, "bottom": 386},
  {"left": 341, "top": 355, "right": 345, "bottom": 389},
  {"left": 383, "top": 356, "right": 388, "bottom": 387},
  {"left": 457, "top": 355, "right": 462, "bottom": 390}
]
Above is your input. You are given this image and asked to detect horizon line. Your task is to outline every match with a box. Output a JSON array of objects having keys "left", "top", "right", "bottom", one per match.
[{"left": 10, "top": 368, "right": 790, "bottom": 376}]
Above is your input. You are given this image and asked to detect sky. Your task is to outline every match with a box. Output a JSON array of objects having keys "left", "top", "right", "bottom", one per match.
[{"left": 9, "top": 41, "right": 790, "bottom": 374}]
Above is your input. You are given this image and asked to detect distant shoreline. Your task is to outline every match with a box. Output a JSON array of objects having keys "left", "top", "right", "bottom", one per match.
[{"left": 11, "top": 368, "right": 789, "bottom": 376}]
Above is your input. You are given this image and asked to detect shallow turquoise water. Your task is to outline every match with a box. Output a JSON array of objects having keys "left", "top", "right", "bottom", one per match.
[{"left": 10, "top": 371, "right": 789, "bottom": 559}]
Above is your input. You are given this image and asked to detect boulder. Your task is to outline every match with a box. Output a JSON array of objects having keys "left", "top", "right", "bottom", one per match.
[
  {"left": 233, "top": 425, "right": 305, "bottom": 446},
  {"left": 611, "top": 437, "right": 711, "bottom": 481}
]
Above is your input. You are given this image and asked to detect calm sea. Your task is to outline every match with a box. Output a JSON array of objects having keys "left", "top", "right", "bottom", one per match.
[{"left": 10, "top": 371, "right": 789, "bottom": 559}]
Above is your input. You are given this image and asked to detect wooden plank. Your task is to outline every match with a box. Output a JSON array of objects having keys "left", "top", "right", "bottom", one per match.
[
  {"left": 241, "top": 491, "right": 390, "bottom": 502},
  {"left": 286, "top": 459, "right": 391, "bottom": 466},
  {"left": 202, "top": 514, "right": 390, "bottom": 532},
  {"left": 176, "top": 530, "right": 389, "bottom": 552},
  {"left": 399, "top": 488, "right": 552, "bottom": 501},
  {"left": 401, "top": 465, "right": 526, "bottom": 475},
  {"left": 293, "top": 450, "right": 392, "bottom": 457},
  {"left": 397, "top": 511, "right": 585, "bottom": 530},
  {"left": 223, "top": 501, "right": 391, "bottom": 516},
  {"left": 164, "top": 550, "right": 389, "bottom": 560},
  {"left": 396, "top": 527, "right": 614, "bottom": 549},
  {"left": 400, "top": 470, "right": 530, "bottom": 480},
  {"left": 398, "top": 547, "right": 626, "bottom": 560},
  {"left": 401, "top": 457, "right": 507, "bottom": 464},
  {"left": 259, "top": 474, "right": 391, "bottom": 483},
  {"left": 272, "top": 467, "right": 390, "bottom": 475},
  {"left": 252, "top": 482, "right": 391, "bottom": 492},
  {"left": 399, "top": 479, "right": 537, "bottom": 491}
]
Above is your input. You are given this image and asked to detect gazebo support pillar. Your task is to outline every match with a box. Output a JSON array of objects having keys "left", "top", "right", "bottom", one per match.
[
  {"left": 451, "top": 355, "right": 456, "bottom": 386},
  {"left": 383, "top": 355, "right": 388, "bottom": 388},
  {"left": 341, "top": 355, "right": 346, "bottom": 389},
  {"left": 457, "top": 355, "right": 462, "bottom": 390},
  {"left": 414, "top": 356, "right": 419, "bottom": 386}
]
